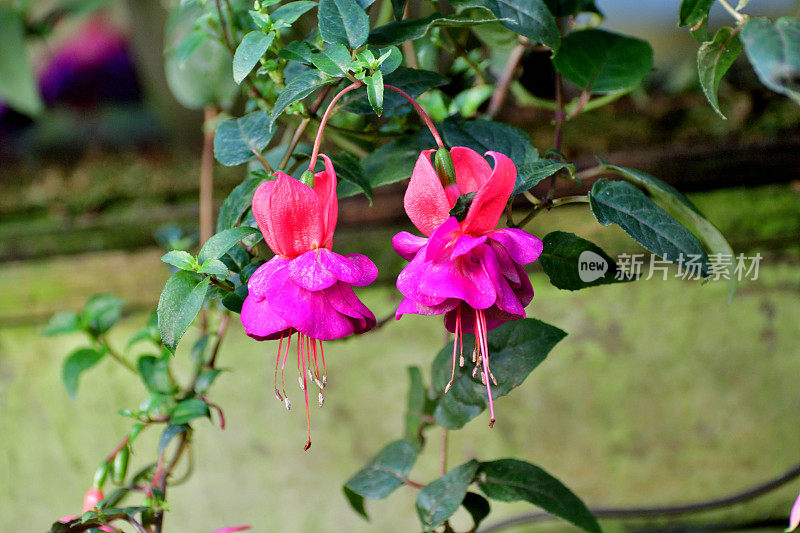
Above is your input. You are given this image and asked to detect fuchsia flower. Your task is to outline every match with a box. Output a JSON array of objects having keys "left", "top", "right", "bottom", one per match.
[
  {"left": 241, "top": 155, "right": 377, "bottom": 449},
  {"left": 393, "top": 147, "right": 543, "bottom": 427}
]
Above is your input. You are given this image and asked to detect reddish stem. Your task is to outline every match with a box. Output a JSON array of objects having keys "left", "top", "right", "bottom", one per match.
[
  {"left": 385, "top": 84, "right": 444, "bottom": 148},
  {"left": 308, "top": 81, "right": 364, "bottom": 171}
]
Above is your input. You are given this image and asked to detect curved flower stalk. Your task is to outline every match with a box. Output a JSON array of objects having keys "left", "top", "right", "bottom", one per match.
[
  {"left": 393, "top": 147, "right": 543, "bottom": 427},
  {"left": 241, "top": 156, "right": 377, "bottom": 450}
]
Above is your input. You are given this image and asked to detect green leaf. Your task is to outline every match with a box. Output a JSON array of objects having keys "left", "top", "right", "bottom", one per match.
[
  {"left": 318, "top": 0, "right": 370, "bottom": 48},
  {"left": 494, "top": 0, "right": 560, "bottom": 50},
  {"left": 553, "top": 29, "right": 653, "bottom": 93},
  {"left": 311, "top": 43, "right": 352, "bottom": 77},
  {"left": 233, "top": 31, "right": 275, "bottom": 84},
  {"left": 462, "top": 492, "right": 491, "bottom": 530},
  {"left": 601, "top": 162, "right": 737, "bottom": 301},
  {"left": 404, "top": 366, "right": 427, "bottom": 450},
  {"left": 221, "top": 285, "right": 248, "bottom": 314},
  {"left": 440, "top": 118, "right": 539, "bottom": 176},
  {"left": 269, "top": 69, "right": 335, "bottom": 130},
  {"left": 43, "top": 311, "right": 83, "bottom": 336},
  {"left": 378, "top": 46, "right": 403, "bottom": 74},
  {"left": 344, "top": 440, "right": 418, "bottom": 499},
  {"left": 511, "top": 158, "right": 574, "bottom": 195},
  {"left": 161, "top": 250, "right": 196, "bottom": 271},
  {"left": 217, "top": 175, "right": 269, "bottom": 232},
  {"left": 157, "top": 271, "right": 211, "bottom": 353},
  {"left": 539, "top": 231, "right": 631, "bottom": 290},
  {"left": 82, "top": 294, "right": 125, "bottom": 335},
  {"left": 214, "top": 111, "right": 274, "bottom": 167},
  {"left": 697, "top": 27, "right": 743, "bottom": 119},
  {"left": 741, "top": 17, "right": 800, "bottom": 104},
  {"left": 344, "top": 67, "right": 447, "bottom": 114},
  {"left": 330, "top": 152, "right": 374, "bottom": 201},
  {"left": 62, "top": 348, "right": 105, "bottom": 399},
  {"left": 368, "top": 11, "right": 503, "bottom": 47},
  {"left": 278, "top": 40, "right": 315, "bottom": 64},
  {"left": 171, "top": 30, "right": 206, "bottom": 63},
  {"left": 198, "top": 258, "right": 230, "bottom": 277},
  {"left": 194, "top": 368, "right": 224, "bottom": 394},
  {"left": 432, "top": 319, "right": 567, "bottom": 429},
  {"left": 599, "top": 159, "right": 700, "bottom": 214},
  {"left": 164, "top": 2, "right": 238, "bottom": 109},
  {"left": 271, "top": 0, "right": 318, "bottom": 24},
  {"left": 170, "top": 398, "right": 211, "bottom": 425},
  {"left": 416, "top": 460, "right": 480, "bottom": 531},
  {"left": 0, "top": 7, "right": 43, "bottom": 115},
  {"left": 353, "top": 130, "right": 434, "bottom": 193},
  {"left": 365, "top": 71, "right": 384, "bottom": 115},
  {"left": 478, "top": 459, "right": 601, "bottom": 533},
  {"left": 542, "top": 0, "right": 601, "bottom": 16},
  {"left": 137, "top": 355, "right": 176, "bottom": 395},
  {"left": 678, "top": 0, "right": 713, "bottom": 27},
  {"left": 158, "top": 424, "right": 189, "bottom": 455},
  {"left": 343, "top": 486, "right": 369, "bottom": 520},
  {"left": 198, "top": 227, "right": 259, "bottom": 263},
  {"left": 589, "top": 179, "right": 710, "bottom": 276}
]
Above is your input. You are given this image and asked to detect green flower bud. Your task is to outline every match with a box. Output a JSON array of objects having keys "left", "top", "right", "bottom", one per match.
[
  {"left": 111, "top": 445, "right": 130, "bottom": 485},
  {"left": 92, "top": 461, "right": 109, "bottom": 489},
  {"left": 434, "top": 147, "right": 456, "bottom": 186},
  {"left": 300, "top": 170, "right": 315, "bottom": 187}
]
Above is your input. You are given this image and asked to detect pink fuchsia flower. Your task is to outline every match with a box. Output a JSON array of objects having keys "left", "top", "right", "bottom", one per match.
[
  {"left": 57, "top": 488, "right": 114, "bottom": 531},
  {"left": 789, "top": 491, "right": 800, "bottom": 532},
  {"left": 241, "top": 155, "right": 377, "bottom": 450},
  {"left": 393, "top": 147, "right": 543, "bottom": 427}
]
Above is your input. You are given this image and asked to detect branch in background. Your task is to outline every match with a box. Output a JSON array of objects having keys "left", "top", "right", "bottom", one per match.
[
  {"left": 487, "top": 38, "right": 529, "bottom": 118},
  {"left": 481, "top": 461, "right": 800, "bottom": 532},
  {"left": 200, "top": 106, "right": 219, "bottom": 245}
]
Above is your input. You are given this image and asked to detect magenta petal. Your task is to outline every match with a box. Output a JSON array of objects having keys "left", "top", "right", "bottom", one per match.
[
  {"left": 490, "top": 241, "right": 521, "bottom": 285},
  {"left": 425, "top": 217, "right": 460, "bottom": 262},
  {"left": 396, "top": 250, "right": 449, "bottom": 307},
  {"left": 489, "top": 228, "right": 543, "bottom": 265},
  {"left": 319, "top": 250, "right": 377, "bottom": 287},
  {"left": 510, "top": 262, "right": 534, "bottom": 306},
  {"left": 789, "top": 491, "right": 800, "bottom": 532},
  {"left": 326, "top": 282, "right": 376, "bottom": 334},
  {"left": 247, "top": 256, "right": 289, "bottom": 298},
  {"left": 481, "top": 246, "right": 525, "bottom": 316},
  {"left": 240, "top": 295, "right": 291, "bottom": 341},
  {"left": 417, "top": 246, "right": 496, "bottom": 310},
  {"left": 451, "top": 233, "right": 487, "bottom": 259},
  {"left": 396, "top": 297, "right": 459, "bottom": 319},
  {"left": 266, "top": 267, "right": 357, "bottom": 340},
  {"left": 393, "top": 231, "right": 428, "bottom": 261},
  {"left": 287, "top": 250, "right": 338, "bottom": 291}
]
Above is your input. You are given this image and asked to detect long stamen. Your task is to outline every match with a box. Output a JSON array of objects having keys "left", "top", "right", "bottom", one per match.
[
  {"left": 476, "top": 309, "right": 496, "bottom": 428},
  {"left": 298, "top": 334, "right": 312, "bottom": 451},
  {"left": 445, "top": 331, "right": 458, "bottom": 394},
  {"left": 458, "top": 310, "right": 464, "bottom": 367},
  {"left": 319, "top": 342, "right": 327, "bottom": 387},
  {"left": 274, "top": 332, "right": 285, "bottom": 401},
  {"left": 281, "top": 333, "right": 292, "bottom": 408}
]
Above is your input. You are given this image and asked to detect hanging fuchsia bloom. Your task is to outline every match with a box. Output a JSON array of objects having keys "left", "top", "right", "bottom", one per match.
[
  {"left": 241, "top": 155, "right": 377, "bottom": 449},
  {"left": 393, "top": 147, "right": 543, "bottom": 427}
]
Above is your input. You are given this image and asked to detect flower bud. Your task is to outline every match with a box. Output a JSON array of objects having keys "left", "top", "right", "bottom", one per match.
[
  {"left": 300, "top": 170, "right": 315, "bottom": 187},
  {"left": 434, "top": 147, "right": 456, "bottom": 186},
  {"left": 111, "top": 445, "right": 130, "bottom": 485},
  {"left": 92, "top": 462, "right": 109, "bottom": 490},
  {"left": 82, "top": 487, "right": 105, "bottom": 513}
]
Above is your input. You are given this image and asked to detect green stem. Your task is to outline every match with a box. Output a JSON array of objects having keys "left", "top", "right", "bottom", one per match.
[{"left": 718, "top": 0, "right": 746, "bottom": 23}]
